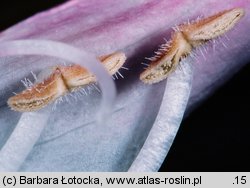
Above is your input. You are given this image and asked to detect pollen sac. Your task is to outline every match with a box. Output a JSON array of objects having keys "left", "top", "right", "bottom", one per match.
[
  {"left": 8, "top": 52, "right": 126, "bottom": 112},
  {"left": 140, "top": 8, "right": 245, "bottom": 84},
  {"left": 8, "top": 69, "right": 67, "bottom": 112},
  {"left": 181, "top": 8, "right": 244, "bottom": 46},
  {"left": 140, "top": 32, "right": 192, "bottom": 84}
]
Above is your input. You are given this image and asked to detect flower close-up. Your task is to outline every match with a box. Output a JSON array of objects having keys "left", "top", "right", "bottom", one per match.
[{"left": 0, "top": 0, "right": 249, "bottom": 172}]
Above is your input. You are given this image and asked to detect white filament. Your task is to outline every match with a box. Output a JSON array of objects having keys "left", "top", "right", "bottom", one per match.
[
  {"left": 0, "top": 110, "right": 50, "bottom": 171},
  {"left": 0, "top": 40, "right": 116, "bottom": 171},
  {"left": 129, "top": 58, "right": 193, "bottom": 172}
]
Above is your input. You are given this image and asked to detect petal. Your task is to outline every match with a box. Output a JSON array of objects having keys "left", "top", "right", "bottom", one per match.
[{"left": 0, "top": 0, "right": 249, "bottom": 171}]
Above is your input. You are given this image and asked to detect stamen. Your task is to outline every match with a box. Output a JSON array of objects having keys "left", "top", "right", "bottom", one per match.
[
  {"left": 8, "top": 51, "right": 126, "bottom": 112},
  {"left": 140, "top": 8, "right": 244, "bottom": 84}
]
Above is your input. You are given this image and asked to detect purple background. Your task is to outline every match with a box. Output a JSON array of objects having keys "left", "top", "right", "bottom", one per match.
[{"left": 0, "top": 0, "right": 249, "bottom": 171}]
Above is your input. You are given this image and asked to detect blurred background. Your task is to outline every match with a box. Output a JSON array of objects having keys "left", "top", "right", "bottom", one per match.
[{"left": 0, "top": 0, "right": 249, "bottom": 171}]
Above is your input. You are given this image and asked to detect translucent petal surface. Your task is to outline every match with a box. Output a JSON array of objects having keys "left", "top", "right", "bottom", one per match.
[{"left": 0, "top": 0, "right": 249, "bottom": 171}]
